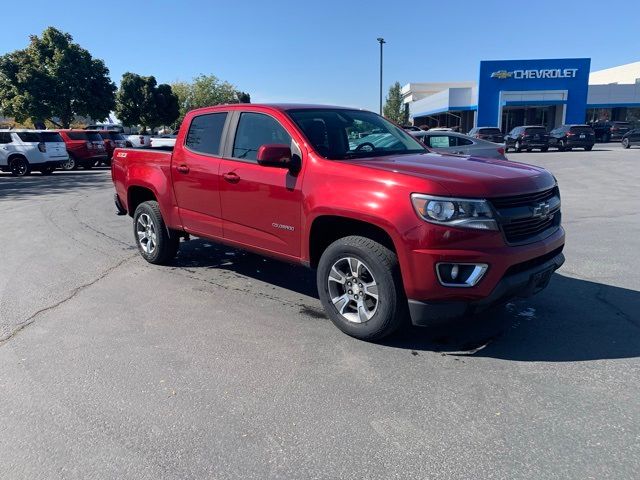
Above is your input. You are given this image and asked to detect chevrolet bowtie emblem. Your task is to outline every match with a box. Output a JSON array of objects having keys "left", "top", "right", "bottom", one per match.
[
  {"left": 532, "top": 202, "right": 551, "bottom": 219},
  {"left": 491, "top": 70, "right": 513, "bottom": 79}
]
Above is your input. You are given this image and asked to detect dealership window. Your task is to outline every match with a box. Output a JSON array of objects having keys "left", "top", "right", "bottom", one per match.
[{"left": 185, "top": 112, "right": 227, "bottom": 156}]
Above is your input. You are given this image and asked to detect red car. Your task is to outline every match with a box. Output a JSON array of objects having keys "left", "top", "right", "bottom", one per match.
[
  {"left": 112, "top": 104, "right": 564, "bottom": 340},
  {"left": 97, "top": 130, "right": 127, "bottom": 165},
  {"left": 57, "top": 130, "right": 108, "bottom": 170}
]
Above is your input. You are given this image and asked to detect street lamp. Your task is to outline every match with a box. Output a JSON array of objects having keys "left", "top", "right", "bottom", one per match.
[{"left": 377, "top": 37, "right": 385, "bottom": 116}]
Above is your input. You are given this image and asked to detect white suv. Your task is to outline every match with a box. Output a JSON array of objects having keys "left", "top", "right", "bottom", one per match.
[{"left": 0, "top": 130, "right": 69, "bottom": 176}]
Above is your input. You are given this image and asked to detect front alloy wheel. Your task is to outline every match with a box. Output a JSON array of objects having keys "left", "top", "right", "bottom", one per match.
[
  {"left": 328, "top": 257, "right": 379, "bottom": 324},
  {"left": 61, "top": 156, "right": 76, "bottom": 170}
]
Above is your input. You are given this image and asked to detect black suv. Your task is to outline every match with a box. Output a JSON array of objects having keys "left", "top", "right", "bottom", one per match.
[
  {"left": 504, "top": 126, "right": 549, "bottom": 152},
  {"left": 589, "top": 121, "right": 632, "bottom": 142},
  {"left": 468, "top": 127, "right": 504, "bottom": 143},
  {"left": 549, "top": 125, "right": 595, "bottom": 151}
]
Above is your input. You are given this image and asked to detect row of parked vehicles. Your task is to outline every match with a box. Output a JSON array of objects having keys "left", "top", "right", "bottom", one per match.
[
  {"left": 404, "top": 122, "right": 639, "bottom": 157},
  {"left": 0, "top": 128, "right": 128, "bottom": 176}
]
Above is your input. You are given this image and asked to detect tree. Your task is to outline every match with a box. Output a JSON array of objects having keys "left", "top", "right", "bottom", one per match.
[
  {"left": 0, "top": 27, "right": 116, "bottom": 127},
  {"left": 383, "top": 81, "right": 407, "bottom": 125},
  {"left": 115, "top": 73, "right": 179, "bottom": 131},
  {"left": 171, "top": 75, "right": 250, "bottom": 123}
]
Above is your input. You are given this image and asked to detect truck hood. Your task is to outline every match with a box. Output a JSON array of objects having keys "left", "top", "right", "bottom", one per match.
[{"left": 351, "top": 152, "right": 556, "bottom": 197}]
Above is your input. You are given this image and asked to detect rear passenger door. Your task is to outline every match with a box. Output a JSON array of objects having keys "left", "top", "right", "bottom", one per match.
[
  {"left": 172, "top": 112, "right": 229, "bottom": 239},
  {"left": 218, "top": 111, "right": 303, "bottom": 258}
]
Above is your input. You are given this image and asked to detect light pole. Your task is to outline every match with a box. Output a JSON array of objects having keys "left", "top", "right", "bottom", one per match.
[{"left": 377, "top": 37, "right": 385, "bottom": 115}]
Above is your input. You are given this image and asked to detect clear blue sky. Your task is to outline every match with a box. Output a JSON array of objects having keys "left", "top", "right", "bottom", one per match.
[{"left": 1, "top": 0, "right": 639, "bottom": 111}]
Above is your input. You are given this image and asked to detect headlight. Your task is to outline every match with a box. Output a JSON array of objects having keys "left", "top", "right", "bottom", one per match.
[{"left": 411, "top": 194, "right": 498, "bottom": 231}]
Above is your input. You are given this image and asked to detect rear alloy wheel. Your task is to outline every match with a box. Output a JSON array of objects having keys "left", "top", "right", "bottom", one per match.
[
  {"left": 515, "top": 141, "right": 522, "bottom": 152},
  {"left": 61, "top": 155, "right": 76, "bottom": 171},
  {"left": 133, "top": 200, "right": 180, "bottom": 265},
  {"left": 317, "top": 235, "right": 407, "bottom": 340},
  {"left": 622, "top": 138, "right": 630, "bottom": 149},
  {"left": 10, "top": 157, "right": 30, "bottom": 176}
]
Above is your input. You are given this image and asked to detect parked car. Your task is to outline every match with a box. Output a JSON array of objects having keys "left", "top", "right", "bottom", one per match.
[
  {"left": 150, "top": 135, "right": 177, "bottom": 149},
  {"left": 0, "top": 129, "right": 68, "bottom": 176},
  {"left": 549, "top": 125, "right": 595, "bottom": 151},
  {"left": 410, "top": 130, "right": 507, "bottom": 160},
  {"left": 85, "top": 124, "right": 151, "bottom": 148},
  {"left": 621, "top": 129, "right": 640, "bottom": 148},
  {"left": 504, "top": 126, "right": 549, "bottom": 152},
  {"left": 467, "top": 126, "right": 504, "bottom": 143},
  {"left": 401, "top": 125, "right": 421, "bottom": 132},
  {"left": 86, "top": 123, "right": 125, "bottom": 133},
  {"left": 112, "top": 104, "right": 564, "bottom": 341},
  {"left": 57, "top": 130, "right": 108, "bottom": 170},
  {"left": 589, "top": 121, "right": 632, "bottom": 142},
  {"left": 98, "top": 131, "right": 127, "bottom": 164}
]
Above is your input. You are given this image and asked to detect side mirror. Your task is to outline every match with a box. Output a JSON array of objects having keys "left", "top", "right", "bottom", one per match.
[{"left": 256, "top": 144, "right": 292, "bottom": 168}]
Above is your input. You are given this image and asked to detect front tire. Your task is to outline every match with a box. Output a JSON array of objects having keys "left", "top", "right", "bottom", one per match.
[
  {"left": 317, "top": 235, "right": 407, "bottom": 341},
  {"left": 585, "top": 145, "right": 593, "bottom": 151},
  {"left": 40, "top": 166, "right": 55, "bottom": 175},
  {"left": 133, "top": 201, "right": 180, "bottom": 265},
  {"left": 541, "top": 146, "right": 549, "bottom": 152},
  {"left": 10, "top": 156, "right": 30, "bottom": 176}
]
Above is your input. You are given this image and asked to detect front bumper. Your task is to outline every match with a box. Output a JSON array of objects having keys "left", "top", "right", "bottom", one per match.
[{"left": 408, "top": 249, "right": 565, "bottom": 326}]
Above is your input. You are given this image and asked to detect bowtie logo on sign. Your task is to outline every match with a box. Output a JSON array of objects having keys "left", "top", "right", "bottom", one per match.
[{"left": 491, "top": 68, "right": 578, "bottom": 79}]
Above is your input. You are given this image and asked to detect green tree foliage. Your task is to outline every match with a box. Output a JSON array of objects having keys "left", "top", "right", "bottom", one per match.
[
  {"left": 383, "top": 81, "right": 407, "bottom": 125},
  {"left": 115, "top": 73, "right": 179, "bottom": 131},
  {"left": 0, "top": 27, "right": 116, "bottom": 128},
  {"left": 171, "top": 75, "right": 250, "bottom": 123}
]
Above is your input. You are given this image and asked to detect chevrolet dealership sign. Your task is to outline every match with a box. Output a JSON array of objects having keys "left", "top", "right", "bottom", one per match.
[{"left": 491, "top": 68, "right": 578, "bottom": 79}]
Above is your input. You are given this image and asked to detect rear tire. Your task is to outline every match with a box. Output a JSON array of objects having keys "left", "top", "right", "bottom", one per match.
[
  {"left": 541, "top": 147, "right": 549, "bottom": 152},
  {"left": 133, "top": 201, "right": 180, "bottom": 265},
  {"left": 515, "top": 141, "right": 522, "bottom": 153},
  {"left": 622, "top": 138, "right": 630, "bottom": 149},
  {"left": 585, "top": 145, "right": 593, "bottom": 151},
  {"left": 558, "top": 140, "right": 566, "bottom": 151},
  {"left": 9, "top": 156, "right": 30, "bottom": 176},
  {"left": 61, "top": 155, "right": 77, "bottom": 171},
  {"left": 317, "top": 235, "right": 407, "bottom": 341}
]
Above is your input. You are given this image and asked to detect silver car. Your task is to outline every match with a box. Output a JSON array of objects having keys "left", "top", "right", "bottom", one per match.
[{"left": 410, "top": 130, "right": 507, "bottom": 160}]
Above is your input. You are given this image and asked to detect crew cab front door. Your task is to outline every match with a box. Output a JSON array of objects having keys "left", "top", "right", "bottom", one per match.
[
  {"left": 218, "top": 111, "right": 303, "bottom": 258},
  {"left": 171, "top": 112, "right": 228, "bottom": 238}
]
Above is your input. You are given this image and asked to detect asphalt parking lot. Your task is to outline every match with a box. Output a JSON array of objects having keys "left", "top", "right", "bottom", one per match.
[{"left": 1, "top": 143, "right": 638, "bottom": 479}]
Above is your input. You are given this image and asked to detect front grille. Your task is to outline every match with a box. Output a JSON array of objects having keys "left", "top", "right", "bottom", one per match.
[
  {"left": 504, "top": 246, "right": 564, "bottom": 277},
  {"left": 490, "top": 187, "right": 561, "bottom": 244}
]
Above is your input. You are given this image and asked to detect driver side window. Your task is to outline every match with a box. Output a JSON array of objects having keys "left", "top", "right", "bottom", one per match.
[{"left": 232, "top": 112, "right": 292, "bottom": 162}]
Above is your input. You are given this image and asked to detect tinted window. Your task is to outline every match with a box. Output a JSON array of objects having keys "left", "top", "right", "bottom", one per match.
[
  {"left": 479, "top": 128, "right": 501, "bottom": 134},
  {"left": 67, "top": 132, "right": 89, "bottom": 141},
  {"left": 569, "top": 126, "right": 594, "bottom": 133},
  {"left": 0, "top": 132, "right": 12, "bottom": 144},
  {"left": 233, "top": 112, "right": 291, "bottom": 161},
  {"left": 39, "top": 132, "right": 64, "bottom": 143},
  {"left": 109, "top": 132, "right": 125, "bottom": 141},
  {"left": 456, "top": 136, "right": 473, "bottom": 146},
  {"left": 525, "top": 127, "right": 546, "bottom": 134},
  {"left": 86, "top": 132, "right": 103, "bottom": 142},
  {"left": 17, "top": 132, "right": 41, "bottom": 142},
  {"left": 186, "top": 113, "right": 227, "bottom": 155}
]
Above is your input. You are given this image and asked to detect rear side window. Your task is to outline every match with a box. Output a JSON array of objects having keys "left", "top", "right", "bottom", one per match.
[
  {"left": 185, "top": 113, "right": 227, "bottom": 155},
  {"left": 39, "top": 132, "right": 64, "bottom": 142},
  {"left": 67, "top": 132, "right": 89, "bottom": 141},
  {"left": 232, "top": 112, "right": 291, "bottom": 162},
  {"left": 0, "top": 132, "right": 12, "bottom": 144},
  {"left": 17, "top": 132, "right": 41, "bottom": 142},
  {"left": 86, "top": 132, "right": 103, "bottom": 142}
]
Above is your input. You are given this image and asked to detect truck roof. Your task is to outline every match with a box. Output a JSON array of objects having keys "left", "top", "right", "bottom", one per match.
[{"left": 188, "top": 103, "right": 366, "bottom": 116}]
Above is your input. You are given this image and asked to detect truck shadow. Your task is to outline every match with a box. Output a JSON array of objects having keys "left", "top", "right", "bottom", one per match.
[
  {"left": 176, "top": 239, "right": 639, "bottom": 362},
  {"left": 0, "top": 169, "right": 111, "bottom": 200}
]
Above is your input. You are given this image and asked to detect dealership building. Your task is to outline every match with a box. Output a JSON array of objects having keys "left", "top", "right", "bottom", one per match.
[{"left": 403, "top": 59, "right": 640, "bottom": 132}]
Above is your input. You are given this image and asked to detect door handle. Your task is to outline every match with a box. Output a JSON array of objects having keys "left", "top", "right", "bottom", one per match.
[
  {"left": 223, "top": 172, "right": 240, "bottom": 184},
  {"left": 176, "top": 164, "right": 190, "bottom": 174}
]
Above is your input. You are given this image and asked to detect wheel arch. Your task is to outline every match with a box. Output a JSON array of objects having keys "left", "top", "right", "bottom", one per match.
[{"left": 127, "top": 185, "right": 158, "bottom": 217}]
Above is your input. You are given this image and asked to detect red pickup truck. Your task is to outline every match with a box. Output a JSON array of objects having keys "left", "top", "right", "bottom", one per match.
[{"left": 112, "top": 104, "right": 565, "bottom": 340}]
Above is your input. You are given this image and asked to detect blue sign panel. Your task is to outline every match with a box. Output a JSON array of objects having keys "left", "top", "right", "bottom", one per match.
[{"left": 477, "top": 58, "right": 591, "bottom": 127}]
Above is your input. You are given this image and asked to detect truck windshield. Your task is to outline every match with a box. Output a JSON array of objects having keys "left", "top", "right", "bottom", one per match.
[{"left": 287, "top": 109, "right": 426, "bottom": 159}]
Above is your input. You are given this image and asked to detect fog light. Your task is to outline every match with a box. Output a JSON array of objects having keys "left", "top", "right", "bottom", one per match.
[{"left": 436, "top": 263, "right": 488, "bottom": 287}]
